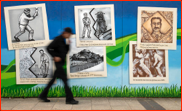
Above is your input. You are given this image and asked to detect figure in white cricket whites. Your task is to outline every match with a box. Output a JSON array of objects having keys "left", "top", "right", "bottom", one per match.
[
  {"left": 82, "top": 13, "right": 91, "bottom": 38},
  {"left": 14, "top": 7, "right": 38, "bottom": 42},
  {"left": 39, "top": 49, "right": 49, "bottom": 78},
  {"left": 152, "top": 50, "right": 163, "bottom": 77},
  {"left": 135, "top": 48, "right": 153, "bottom": 77}
]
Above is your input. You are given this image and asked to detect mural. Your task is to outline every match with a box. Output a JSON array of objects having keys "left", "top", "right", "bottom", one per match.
[{"left": 1, "top": 1, "right": 181, "bottom": 97}]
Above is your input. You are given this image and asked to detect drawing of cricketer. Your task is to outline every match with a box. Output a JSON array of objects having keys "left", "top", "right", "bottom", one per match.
[
  {"left": 82, "top": 13, "right": 91, "bottom": 38},
  {"left": 152, "top": 50, "right": 163, "bottom": 77},
  {"left": 14, "top": 8, "right": 38, "bottom": 42},
  {"left": 39, "top": 49, "right": 49, "bottom": 78}
]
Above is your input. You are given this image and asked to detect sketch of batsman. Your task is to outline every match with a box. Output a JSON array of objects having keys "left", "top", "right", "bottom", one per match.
[
  {"left": 14, "top": 7, "right": 38, "bottom": 42},
  {"left": 141, "top": 11, "right": 173, "bottom": 43}
]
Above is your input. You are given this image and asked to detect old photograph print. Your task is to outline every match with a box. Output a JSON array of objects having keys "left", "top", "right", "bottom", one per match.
[
  {"left": 70, "top": 49, "right": 104, "bottom": 73},
  {"left": 9, "top": 7, "right": 45, "bottom": 42},
  {"left": 129, "top": 41, "right": 169, "bottom": 84},
  {"left": 137, "top": 7, "right": 177, "bottom": 50},
  {"left": 67, "top": 36, "right": 107, "bottom": 79},
  {"left": 19, "top": 47, "right": 53, "bottom": 78},
  {"left": 15, "top": 41, "right": 56, "bottom": 84},
  {"left": 132, "top": 45, "right": 166, "bottom": 77},
  {"left": 75, "top": 5, "right": 116, "bottom": 47},
  {"left": 69, "top": 38, "right": 104, "bottom": 73},
  {"left": 78, "top": 7, "right": 112, "bottom": 40},
  {"left": 141, "top": 11, "right": 173, "bottom": 43},
  {"left": 4, "top": 3, "right": 49, "bottom": 50}
]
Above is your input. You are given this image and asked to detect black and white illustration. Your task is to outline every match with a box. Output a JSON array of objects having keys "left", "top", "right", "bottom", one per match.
[
  {"left": 129, "top": 41, "right": 169, "bottom": 84},
  {"left": 75, "top": 5, "right": 116, "bottom": 47},
  {"left": 16, "top": 41, "right": 55, "bottom": 84},
  {"left": 4, "top": 3, "right": 49, "bottom": 50},
  {"left": 67, "top": 35, "right": 107, "bottom": 79},
  {"left": 13, "top": 7, "right": 39, "bottom": 42},
  {"left": 70, "top": 49, "right": 104, "bottom": 73}
]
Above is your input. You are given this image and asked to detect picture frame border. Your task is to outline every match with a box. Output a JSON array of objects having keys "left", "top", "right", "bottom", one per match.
[
  {"left": 137, "top": 7, "right": 177, "bottom": 50},
  {"left": 4, "top": 3, "right": 50, "bottom": 50},
  {"left": 15, "top": 40, "right": 56, "bottom": 84},
  {"left": 66, "top": 35, "right": 107, "bottom": 79},
  {"left": 74, "top": 4, "right": 116, "bottom": 47},
  {"left": 129, "top": 41, "right": 169, "bottom": 84}
]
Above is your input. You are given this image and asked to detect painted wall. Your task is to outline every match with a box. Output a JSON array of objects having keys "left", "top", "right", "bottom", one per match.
[{"left": 1, "top": 1, "right": 181, "bottom": 97}]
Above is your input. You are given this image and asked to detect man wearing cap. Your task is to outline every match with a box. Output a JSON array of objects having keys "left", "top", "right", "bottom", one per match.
[
  {"left": 14, "top": 8, "right": 38, "bottom": 42},
  {"left": 38, "top": 27, "right": 79, "bottom": 104}
]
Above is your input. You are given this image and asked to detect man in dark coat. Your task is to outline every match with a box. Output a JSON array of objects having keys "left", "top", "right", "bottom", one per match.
[{"left": 38, "top": 27, "right": 79, "bottom": 104}]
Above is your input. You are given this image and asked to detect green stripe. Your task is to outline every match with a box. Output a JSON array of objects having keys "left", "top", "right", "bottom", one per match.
[{"left": 1, "top": 59, "right": 15, "bottom": 73}]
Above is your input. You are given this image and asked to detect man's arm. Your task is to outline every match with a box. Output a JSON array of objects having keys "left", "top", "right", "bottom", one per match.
[
  {"left": 82, "top": 18, "right": 86, "bottom": 25},
  {"left": 46, "top": 38, "right": 60, "bottom": 58},
  {"left": 136, "top": 53, "right": 143, "bottom": 58},
  {"left": 88, "top": 18, "right": 91, "bottom": 24},
  {"left": 25, "top": 8, "right": 38, "bottom": 21},
  {"left": 24, "top": 16, "right": 35, "bottom": 21},
  {"left": 46, "top": 37, "right": 67, "bottom": 60}
]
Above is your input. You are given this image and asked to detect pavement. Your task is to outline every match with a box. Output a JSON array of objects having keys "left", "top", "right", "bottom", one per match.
[{"left": 1, "top": 97, "right": 181, "bottom": 110}]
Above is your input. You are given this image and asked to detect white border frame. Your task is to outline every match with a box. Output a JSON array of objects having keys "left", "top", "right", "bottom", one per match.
[
  {"left": 75, "top": 4, "right": 116, "bottom": 47},
  {"left": 137, "top": 7, "right": 177, "bottom": 50},
  {"left": 16, "top": 40, "right": 56, "bottom": 84},
  {"left": 66, "top": 35, "right": 107, "bottom": 79},
  {"left": 129, "top": 41, "right": 169, "bottom": 84},
  {"left": 4, "top": 3, "right": 49, "bottom": 50}
]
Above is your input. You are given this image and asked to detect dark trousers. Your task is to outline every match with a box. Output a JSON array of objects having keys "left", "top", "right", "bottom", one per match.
[{"left": 39, "top": 62, "right": 73, "bottom": 102}]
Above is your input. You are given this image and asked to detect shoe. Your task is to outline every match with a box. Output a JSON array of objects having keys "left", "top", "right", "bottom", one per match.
[
  {"left": 14, "top": 37, "right": 20, "bottom": 42},
  {"left": 66, "top": 99, "right": 79, "bottom": 104},
  {"left": 38, "top": 96, "right": 50, "bottom": 102},
  {"left": 88, "top": 36, "right": 91, "bottom": 38},
  {"left": 29, "top": 39, "right": 35, "bottom": 41},
  {"left": 82, "top": 36, "right": 85, "bottom": 39}
]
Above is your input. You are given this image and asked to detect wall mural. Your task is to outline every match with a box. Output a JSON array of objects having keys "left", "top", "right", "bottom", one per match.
[{"left": 1, "top": 1, "right": 181, "bottom": 98}]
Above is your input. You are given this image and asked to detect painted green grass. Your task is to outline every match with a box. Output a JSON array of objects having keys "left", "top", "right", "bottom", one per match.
[{"left": 1, "top": 85, "right": 180, "bottom": 98}]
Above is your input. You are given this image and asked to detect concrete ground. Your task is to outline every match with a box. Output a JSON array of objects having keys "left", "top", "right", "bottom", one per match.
[{"left": 1, "top": 97, "right": 181, "bottom": 110}]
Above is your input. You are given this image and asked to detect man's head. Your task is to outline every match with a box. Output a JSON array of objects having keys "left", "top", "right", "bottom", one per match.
[
  {"left": 96, "top": 11, "right": 105, "bottom": 21},
  {"left": 62, "top": 27, "right": 72, "bottom": 38},
  {"left": 83, "top": 13, "right": 87, "bottom": 17},
  {"left": 24, "top": 8, "right": 31, "bottom": 17},
  {"left": 39, "top": 49, "right": 44, "bottom": 55},
  {"left": 152, "top": 49, "right": 157, "bottom": 54},
  {"left": 151, "top": 17, "right": 162, "bottom": 32}
]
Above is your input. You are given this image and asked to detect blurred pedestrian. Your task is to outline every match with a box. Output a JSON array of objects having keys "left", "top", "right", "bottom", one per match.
[{"left": 38, "top": 27, "right": 79, "bottom": 104}]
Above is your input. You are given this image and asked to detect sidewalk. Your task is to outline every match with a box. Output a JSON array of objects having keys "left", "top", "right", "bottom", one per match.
[{"left": 1, "top": 97, "right": 181, "bottom": 110}]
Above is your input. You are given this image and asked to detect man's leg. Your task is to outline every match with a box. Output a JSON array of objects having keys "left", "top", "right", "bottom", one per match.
[
  {"left": 14, "top": 25, "right": 26, "bottom": 42},
  {"left": 45, "top": 62, "right": 49, "bottom": 77},
  {"left": 55, "top": 62, "right": 78, "bottom": 104},
  {"left": 87, "top": 25, "right": 91, "bottom": 38},
  {"left": 61, "top": 76, "right": 74, "bottom": 102},
  {"left": 82, "top": 25, "right": 86, "bottom": 38},
  {"left": 26, "top": 25, "right": 34, "bottom": 41},
  {"left": 39, "top": 72, "right": 56, "bottom": 101},
  {"left": 56, "top": 64, "right": 73, "bottom": 102},
  {"left": 156, "top": 60, "right": 163, "bottom": 77},
  {"left": 140, "top": 63, "right": 153, "bottom": 77}
]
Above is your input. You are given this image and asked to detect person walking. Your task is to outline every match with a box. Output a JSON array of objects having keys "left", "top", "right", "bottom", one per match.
[{"left": 38, "top": 27, "right": 79, "bottom": 104}]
